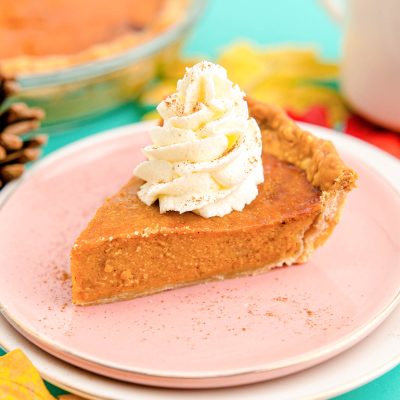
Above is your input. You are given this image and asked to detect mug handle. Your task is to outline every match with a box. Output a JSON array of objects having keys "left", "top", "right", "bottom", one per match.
[{"left": 320, "top": 0, "right": 345, "bottom": 23}]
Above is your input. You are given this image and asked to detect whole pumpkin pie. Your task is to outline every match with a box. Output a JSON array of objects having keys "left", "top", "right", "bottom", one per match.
[
  {"left": 0, "top": 0, "right": 187, "bottom": 75},
  {"left": 71, "top": 62, "right": 357, "bottom": 305}
]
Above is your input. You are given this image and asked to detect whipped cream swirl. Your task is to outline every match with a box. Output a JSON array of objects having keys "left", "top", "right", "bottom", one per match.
[{"left": 133, "top": 61, "right": 264, "bottom": 218}]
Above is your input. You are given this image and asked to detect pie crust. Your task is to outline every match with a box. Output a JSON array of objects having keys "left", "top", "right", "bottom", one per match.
[
  {"left": 71, "top": 99, "right": 357, "bottom": 305},
  {"left": 247, "top": 98, "right": 357, "bottom": 262}
]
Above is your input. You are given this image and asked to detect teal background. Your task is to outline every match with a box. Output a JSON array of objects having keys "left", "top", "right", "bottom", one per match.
[{"left": 1, "top": 0, "right": 399, "bottom": 399}]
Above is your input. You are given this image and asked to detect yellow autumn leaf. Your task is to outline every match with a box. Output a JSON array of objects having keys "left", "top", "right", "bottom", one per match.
[
  {"left": 262, "top": 47, "right": 338, "bottom": 81},
  {"left": 160, "top": 57, "right": 203, "bottom": 80},
  {"left": 139, "top": 41, "right": 345, "bottom": 126},
  {"left": 250, "top": 78, "right": 348, "bottom": 125},
  {"left": 141, "top": 110, "right": 160, "bottom": 121},
  {"left": 218, "top": 42, "right": 267, "bottom": 91},
  {"left": 218, "top": 42, "right": 338, "bottom": 91},
  {"left": 140, "top": 80, "right": 177, "bottom": 107},
  {"left": 0, "top": 349, "right": 55, "bottom": 400}
]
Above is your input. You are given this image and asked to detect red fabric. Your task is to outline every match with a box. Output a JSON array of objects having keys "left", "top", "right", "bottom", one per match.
[
  {"left": 286, "top": 106, "right": 330, "bottom": 128},
  {"left": 287, "top": 106, "right": 400, "bottom": 158},
  {"left": 344, "top": 115, "right": 400, "bottom": 158}
]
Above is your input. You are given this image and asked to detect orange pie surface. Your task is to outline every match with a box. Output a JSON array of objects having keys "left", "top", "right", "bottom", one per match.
[
  {"left": 71, "top": 100, "right": 357, "bottom": 305},
  {"left": 0, "top": 0, "right": 164, "bottom": 58},
  {"left": 0, "top": 0, "right": 185, "bottom": 75}
]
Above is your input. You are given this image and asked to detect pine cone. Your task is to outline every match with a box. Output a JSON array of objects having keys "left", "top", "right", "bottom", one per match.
[{"left": 0, "top": 74, "right": 47, "bottom": 189}]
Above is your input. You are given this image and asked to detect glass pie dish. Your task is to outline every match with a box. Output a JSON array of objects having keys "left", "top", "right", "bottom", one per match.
[{"left": 8, "top": 0, "right": 205, "bottom": 126}]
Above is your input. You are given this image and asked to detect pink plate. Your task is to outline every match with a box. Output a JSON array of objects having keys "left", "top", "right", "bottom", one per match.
[{"left": 0, "top": 122, "right": 399, "bottom": 388}]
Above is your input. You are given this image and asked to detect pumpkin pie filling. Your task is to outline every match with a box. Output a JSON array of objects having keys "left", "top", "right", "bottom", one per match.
[
  {"left": 0, "top": 0, "right": 186, "bottom": 75},
  {"left": 72, "top": 153, "right": 322, "bottom": 305},
  {"left": 0, "top": 0, "right": 164, "bottom": 58}
]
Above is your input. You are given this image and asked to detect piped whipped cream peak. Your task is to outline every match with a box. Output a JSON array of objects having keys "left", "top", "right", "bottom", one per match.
[{"left": 133, "top": 61, "right": 264, "bottom": 218}]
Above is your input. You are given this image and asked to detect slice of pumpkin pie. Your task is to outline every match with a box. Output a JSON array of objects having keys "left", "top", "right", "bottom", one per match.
[{"left": 71, "top": 61, "right": 357, "bottom": 305}]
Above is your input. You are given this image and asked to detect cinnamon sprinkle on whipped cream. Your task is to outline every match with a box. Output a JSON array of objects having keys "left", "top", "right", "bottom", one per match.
[{"left": 133, "top": 61, "right": 264, "bottom": 218}]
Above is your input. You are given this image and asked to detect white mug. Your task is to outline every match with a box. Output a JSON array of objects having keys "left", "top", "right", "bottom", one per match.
[{"left": 322, "top": 0, "right": 400, "bottom": 131}]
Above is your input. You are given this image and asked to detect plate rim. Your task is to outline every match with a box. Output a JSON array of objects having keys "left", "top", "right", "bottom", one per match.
[
  {"left": 0, "top": 311, "right": 399, "bottom": 400},
  {"left": 0, "top": 121, "right": 399, "bottom": 383}
]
